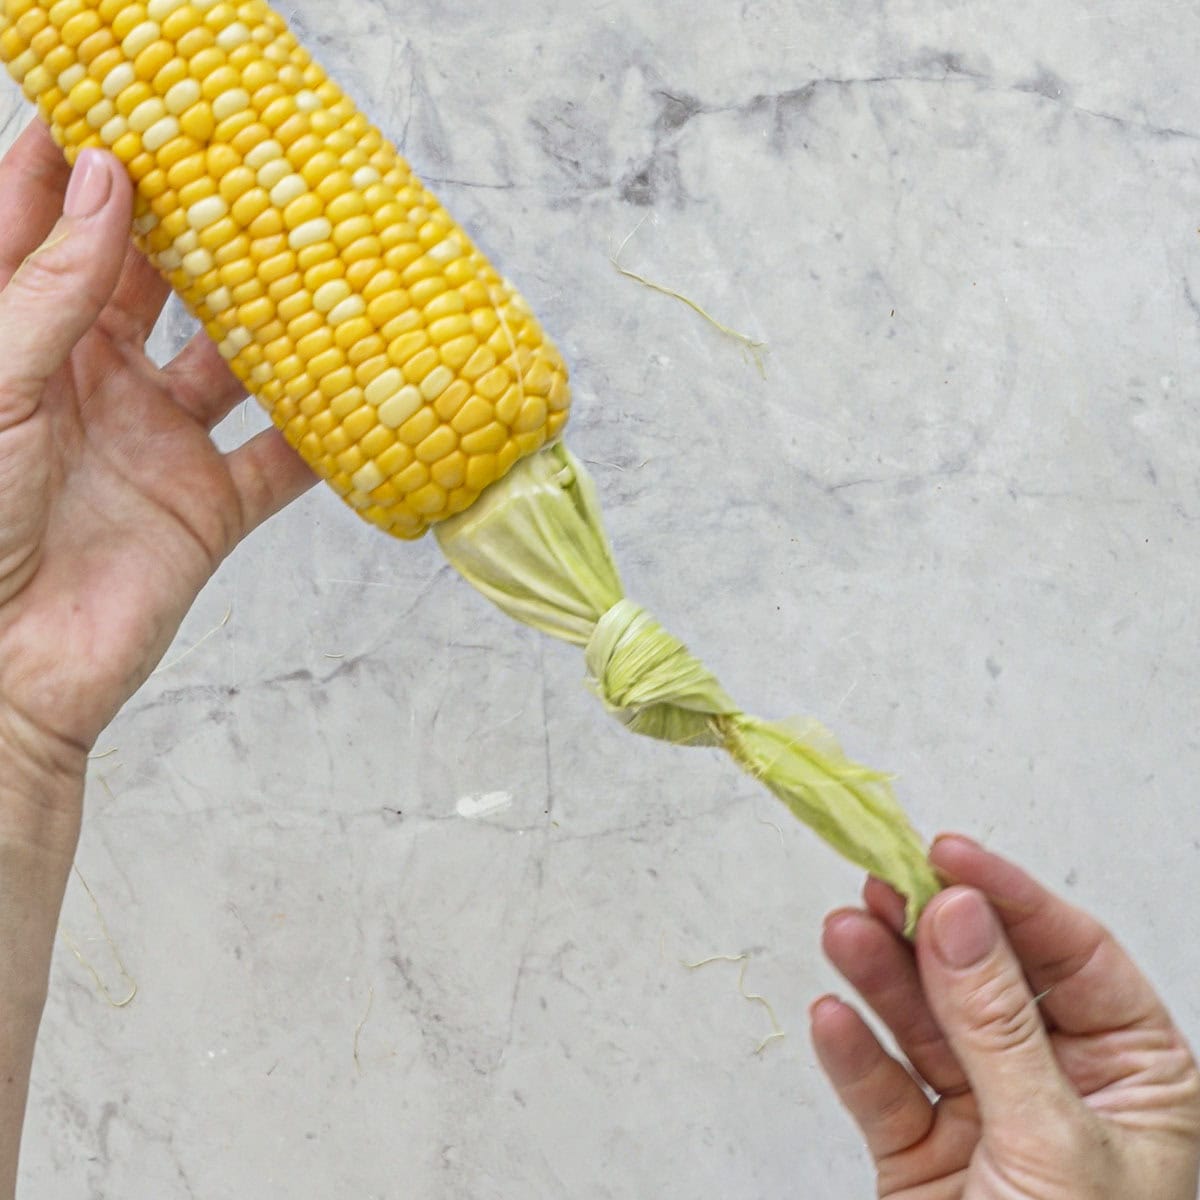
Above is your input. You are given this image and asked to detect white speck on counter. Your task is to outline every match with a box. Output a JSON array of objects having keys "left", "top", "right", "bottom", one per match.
[{"left": 455, "top": 791, "right": 513, "bottom": 819}]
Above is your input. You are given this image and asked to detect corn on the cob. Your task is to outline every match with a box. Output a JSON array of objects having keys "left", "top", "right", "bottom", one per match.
[
  {"left": 0, "top": 0, "right": 944, "bottom": 931},
  {"left": 0, "top": 0, "right": 570, "bottom": 539}
]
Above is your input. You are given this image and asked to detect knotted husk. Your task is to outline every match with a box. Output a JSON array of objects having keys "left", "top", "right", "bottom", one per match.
[{"left": 435, "top": 443, "right": 940, "bottom": 935}]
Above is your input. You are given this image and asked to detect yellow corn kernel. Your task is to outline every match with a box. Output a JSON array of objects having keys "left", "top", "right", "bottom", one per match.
[
  {"left": 151, "top": 56, "right": 188, "bottom": 93},
  {"left": 259, "top": 250, "right": 295, "bottom": 285},
  {"left": 318, "top": 365, "right": 356, "bottom": 401},
  {"left": 134, "top": 39, "right": 173, "bottom": 80},
  {"left": 187, "top": 45, "right": 224, "bottom": 80},
  {"left": 450, "top": 396, "right": 493, "bottom": 436},
  {"left": 433, "top": 380, "right": 471, "bottom": 422},
  {"left": 408, "top": 482, "right": 447, "bottom": 515},
  {"left": 307, "top": 347, "right": 344, "bottom": 381},
  {"left": 401, "top": 347, "right": 440, "bottom": 387},
  {"left": 61, "top": 11, "right": 103, "bottom": 48},
  {"left": 415, "top": 425, "right": 456, "bottom": 465},
  {"left": 424, "top": 290, "right": 466, "bottom": 322},
  {"left": 161, "top": 6, "right": 202, "bottom": 42},
  {"left": 431, "top": 451, "right": 466, "bottom": 490},
  {"left": 464, "top": 453, "right": 498, "bottom": 493},
  {"left": 179, "top": 99, "right": 213, "bottom": 139},
  {"left": 295, "top": 327, "right": 334, "bottom": 361},
  {"left": 408, "top": 276, "right": 445, "bottom": 308},
  {"left": 428, "top": 314, "right": 471, "bottom": 346},
  {"left": 419, "top": 365, "right": 454, "bottom": 402},
  {"left": 483, "top": 381, "right": 513, "bottom": 424}
]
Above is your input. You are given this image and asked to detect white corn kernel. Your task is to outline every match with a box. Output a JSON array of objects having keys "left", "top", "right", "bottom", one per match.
[
  {"left": 86, "top": 99, "right": 115, "bottom": 130},
  {"left": 288, "top": 217, "right": 331, "bottom": 250},
  {"left": 427, "top": 237, "right": 461, "bottom": 264},
  {"left": 101, "top": 62, "right": 135, "bottom": 99},
  {"left": 99, "top": 115, "right": 128, "bottom": 144},
  {"left": 187, "top": 195, "right": 229, "bottom": 231},
  {"left": 377, "top": 385, "right": 423, "bottom": 429},
  {"left": 211, "top": 87, "right": 249, "bottom": 121},
  {"left": 364, "top": 368, "right": 403, "bottom": 407},
  {"left": 295, "top": 89, "right": 321, "bottom": 112},
  {"left": 147, "top": 0, "right": 187, "bottom": 19},
  {"left": 313, "top": 280, "right": 351, "bottom": 313},
  {"left": 420, "top": 365, "right": 454, "bottom": 401},
  {"left": 352, "top": 462, "right": 384, "bottom": 494},
  {"left": 351, "top": 166, "right": 380, "bottom": 189},
  {"left": 269, "top": 172, "right": 306, "bottom": 207},
  {"left": 128, "top": 96, "right": 166, "bottom": 133},
  {"left": 183, "top": 248, "right": 215, "bottom": 276},
  {"left": 121, "top": 21, "right": 161, "bottom": 59},
  {"left": 328, "top": 296, "right": 366, "bottom": 325},
  {"left": 215, "top": 21, "right": 250, "bottom": 50},
  {"left": 164, "top": 78, "right": 201, "bottom": 115},
  {"left": 207, "top": 286, "right": 233, "bottom": 314},
  {"left": 218, "top": 328, "right": 253, "bottom": 360},
  {"left": 143, "top": 115, "right": 180, "bottom": 152},
  {"left": 256, "top": 158, "right": 291, "bottom": 190},
  {"left": 244, "top": 138, "right": 282, "bottom": 169},
  {"left": 57, "top": 64, "right": 86, "bottom": 92}
]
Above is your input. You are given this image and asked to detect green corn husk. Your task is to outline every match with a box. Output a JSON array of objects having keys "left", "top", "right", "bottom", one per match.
[{"left": 436, "top": 442, "right": 941, "bottom": 935}]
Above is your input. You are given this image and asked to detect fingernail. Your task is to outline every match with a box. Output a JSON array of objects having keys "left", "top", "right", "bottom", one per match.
[
  {"left": 809, "top": 994, "right": 842, "bottom": 1021},
  {"left": 64, "top": 150, "right": 113, "bottom": 218},
  {"left": 822, "top": 907, "right": 862, "bottom": 930},
  {"left": 931, "top": 889, "right": 998, "bottom": 968},
  {"left": 931, "top": 832, "right": 981, "bottom": 852}
]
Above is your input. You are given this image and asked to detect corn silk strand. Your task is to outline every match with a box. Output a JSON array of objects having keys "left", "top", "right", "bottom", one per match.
[{"left": 435, "top": 443, "right": 941, "bottom": 935}]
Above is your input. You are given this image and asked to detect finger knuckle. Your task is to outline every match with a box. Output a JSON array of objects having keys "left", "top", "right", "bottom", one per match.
[
  {"left": 965, "top": 970, "right": 1042, "bottom": 1052},
  {"left": 0, "top": 381, "right": 40, "bottom": 431},
  {"left": 870, "top": 1079, "right": 915, "bottom": 1129},
  {"left": 11, "top": 240, "right": 71, "bottom": 295},
  {"left": 9, "top": 230, "right": 104, "bottom": 309}
]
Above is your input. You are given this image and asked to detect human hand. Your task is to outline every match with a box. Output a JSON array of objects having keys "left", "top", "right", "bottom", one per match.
[
  {"left": 0, "top": 122, "right": 315, "bottom": 832},
  {"left": 810, "top": 835, "right": 1200, "bottom": 1199}
]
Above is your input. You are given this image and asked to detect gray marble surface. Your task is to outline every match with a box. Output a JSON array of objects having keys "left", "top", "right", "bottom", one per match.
[{"left": 5, "top": 0, "right": 1200, "bottom": 1195}]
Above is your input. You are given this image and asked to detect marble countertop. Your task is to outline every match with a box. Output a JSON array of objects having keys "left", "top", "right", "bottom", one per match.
[{"left": 5, "top": 0, "right": 1200, "bottom": 1195}]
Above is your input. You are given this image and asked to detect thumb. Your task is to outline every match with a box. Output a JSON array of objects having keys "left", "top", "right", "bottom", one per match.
[
  {"left": 917, "top": 887, "right": 1076, "bottom": 1130},
  {"left": 0, "top": 148, "right": 132, "bottom": 423}
]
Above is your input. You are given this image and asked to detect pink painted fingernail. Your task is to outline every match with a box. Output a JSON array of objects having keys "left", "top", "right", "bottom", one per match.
[
  {"left": 931, "top": 889, "right": 998, "bottom": 968},
  {"left": 64, "top": 150, "right": 113, "bottom": 218}
]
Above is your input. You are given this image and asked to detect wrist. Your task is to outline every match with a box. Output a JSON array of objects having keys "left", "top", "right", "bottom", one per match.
[{"left": 0, "top": 706, "right": 85, "bottom": 855}]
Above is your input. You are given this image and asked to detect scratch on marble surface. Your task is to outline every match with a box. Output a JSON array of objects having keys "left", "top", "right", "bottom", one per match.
[{"left": 353, "top": 985, "right": 375, "bottom": 1074}]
